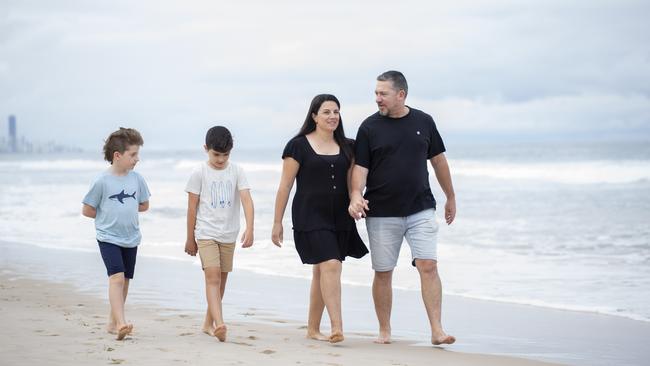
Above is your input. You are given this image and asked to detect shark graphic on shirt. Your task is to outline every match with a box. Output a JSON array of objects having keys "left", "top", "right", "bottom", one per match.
[{"left": 109, "top": 190, "right": 136, "bottom": 204}]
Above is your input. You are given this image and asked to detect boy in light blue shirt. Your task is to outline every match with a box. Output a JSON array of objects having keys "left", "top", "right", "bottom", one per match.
[{"left": 82, "top": 127, "right": 150, "bottom": 340}]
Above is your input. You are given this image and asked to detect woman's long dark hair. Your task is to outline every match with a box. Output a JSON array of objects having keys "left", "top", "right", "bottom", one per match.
[{"left": 296, "top": 94, "right": 353, "bottom": 161}]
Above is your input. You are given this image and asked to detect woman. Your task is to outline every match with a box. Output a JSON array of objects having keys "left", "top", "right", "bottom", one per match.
[{"left": 272, "top": 94, "right": 368, "bottom": 343}]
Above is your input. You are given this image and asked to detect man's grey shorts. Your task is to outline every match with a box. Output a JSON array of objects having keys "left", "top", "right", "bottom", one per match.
[{"left": 365, "top": 208, "right": 439, "bottom": 271}]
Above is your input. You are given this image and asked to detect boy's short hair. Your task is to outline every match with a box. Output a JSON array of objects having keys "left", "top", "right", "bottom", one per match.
[
  {"left": 205, "top": 126, "right": 233, "bottom": 152},
  {"left": 103, "top": 127, "right": 144, "bottom": 163}
]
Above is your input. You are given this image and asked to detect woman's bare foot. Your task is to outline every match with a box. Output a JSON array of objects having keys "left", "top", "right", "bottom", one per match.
[
  {"left": 202, "top": 326, "right": 215, "bottom": 336},
  {"left": 374, "top": 329, "right": 391, "bottom": 344},
  {"left": 432, "top": 333, "right": 456, "bottom": 345},
  {"left": 329, "top": 332, "right": 344, "bottom": 344},
  {"left": 116, "top": 324, "right": 132, "bottom": 341},
  {"left": 306, "top": 330, "right": 329, "bottom": 341},
  {"left": 214, "top": 324, "right": 227, "bottom": 342}
]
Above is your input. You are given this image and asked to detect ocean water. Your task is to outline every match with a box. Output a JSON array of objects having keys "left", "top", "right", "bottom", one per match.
[{"left": 1, "top": 140, "right": 649, "bottom": 324}]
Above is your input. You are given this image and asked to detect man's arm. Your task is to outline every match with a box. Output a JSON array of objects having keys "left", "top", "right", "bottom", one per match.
[
  {"left": 240, "top": 189, "right": 254, "bottom": 248},
  {"left": 429, "top": 153, "right": 456, "bottom": 225},
  {"left": 348, "top": 164, "right": 370, "bottom": 219}
]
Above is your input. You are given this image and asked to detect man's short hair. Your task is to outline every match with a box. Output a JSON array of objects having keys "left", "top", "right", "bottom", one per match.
[
  {"left": 205, "top": 126, "right": 233, "bottom": 152},
  {"left": 377, "top": 70, "right": 408, "bottom": 97},
  {"left": 103, "top": 127, "right": 143, "bottom": 163}
]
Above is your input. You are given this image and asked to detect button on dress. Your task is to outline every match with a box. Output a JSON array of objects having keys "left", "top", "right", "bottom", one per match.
[{"left": 282, "top": 136, "right": 368, "bottom": 264}]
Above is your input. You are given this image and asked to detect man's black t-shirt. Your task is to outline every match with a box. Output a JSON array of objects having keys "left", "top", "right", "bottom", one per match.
[{"left": 354, "top": 107, "right": 446, "bottom": 217}]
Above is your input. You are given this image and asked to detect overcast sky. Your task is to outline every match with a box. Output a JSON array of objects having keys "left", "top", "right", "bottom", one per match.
[{"left": 1, "top": 0, "right": 649, "bottom": 150}]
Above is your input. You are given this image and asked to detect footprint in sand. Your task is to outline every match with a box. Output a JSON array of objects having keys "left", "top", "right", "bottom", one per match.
[
  {"left": 109, "top": 358, "right": 125, "bottom": 364},
  {"left": 261, "top": 350, "right": 276, "bottom": 355},
  {"left": 179, "top": 333, "right": 193, "bottom": 336},
  {"left": 247, "top": 335, "right": 258, "bottom": 340},
  {"left": 232, "top": 341, "right": 253, "bottom": 347}
]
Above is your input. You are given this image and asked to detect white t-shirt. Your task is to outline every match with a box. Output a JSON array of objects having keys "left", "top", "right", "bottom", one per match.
[{"left": 185, "top": 161, "right": 250, "bottom": 243}]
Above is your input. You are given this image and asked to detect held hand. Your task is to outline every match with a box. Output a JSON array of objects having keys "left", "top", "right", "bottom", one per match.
[
  {"left": 445, "top": 197, "right": 456, "bottom": 225},
  {"left": 271, "top": 223, "right": 283, "bottom": 247},
  {"left": 241, "top": 229, "right": 254, "bottom": 248},
  {"left": 348, "top": 197, "right": 370, "bottom": 220},
  {"left": 184, "top": 239, "right": 198, "bottom": 256}
]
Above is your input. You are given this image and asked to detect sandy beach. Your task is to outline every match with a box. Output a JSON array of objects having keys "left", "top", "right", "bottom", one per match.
[
  {"left": 2, "top": 241, "right": 650, "bottom": 366},
  {"left": 0, "top": 272, "right": 561, "bottom": 366}
]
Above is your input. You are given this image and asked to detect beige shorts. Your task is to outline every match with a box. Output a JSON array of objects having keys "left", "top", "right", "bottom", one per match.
[{"left": 196, "top": 239, "right": 235, "bottom": 272}]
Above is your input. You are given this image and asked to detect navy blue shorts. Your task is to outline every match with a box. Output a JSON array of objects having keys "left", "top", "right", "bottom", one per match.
[{"left": 97, "top": 241, "right": 138, "bottom": 279}]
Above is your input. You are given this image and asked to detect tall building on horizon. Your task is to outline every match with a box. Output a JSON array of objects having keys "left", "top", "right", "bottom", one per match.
[{"left": 8, "top": 115, "right": 17, "bottom": 153}]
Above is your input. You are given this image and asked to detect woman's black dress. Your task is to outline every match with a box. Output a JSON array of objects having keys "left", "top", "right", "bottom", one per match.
[{"left": 282, "top": 136, "right": 368, "bottom": 264}]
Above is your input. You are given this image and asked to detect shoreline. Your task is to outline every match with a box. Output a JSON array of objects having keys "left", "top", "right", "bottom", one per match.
[
  {"left": 2, "top": 241, "right": 650, "bottom": 365},
  {"left": 10, "top": 239, "right": 650, "bottom": 324},
  {"left": 0, "top": 272, "right": 559, "bottom": 366}
]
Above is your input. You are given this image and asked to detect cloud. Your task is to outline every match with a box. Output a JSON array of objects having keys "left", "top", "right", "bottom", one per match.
[
  {"left": 410, "top": 93, "right": 650, "bottom": 135},
  {"left": 0, "top": 0, "right": 648, "bottom": 148}
]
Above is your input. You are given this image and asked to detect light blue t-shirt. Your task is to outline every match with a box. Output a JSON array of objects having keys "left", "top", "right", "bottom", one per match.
[{"left": 83, "top": 170, "right": 151, "bottom": 248}]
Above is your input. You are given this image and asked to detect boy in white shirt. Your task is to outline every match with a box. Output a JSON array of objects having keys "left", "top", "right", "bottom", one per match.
[{"left": 184, "top": 126, "right": 254, "bottom": 342}]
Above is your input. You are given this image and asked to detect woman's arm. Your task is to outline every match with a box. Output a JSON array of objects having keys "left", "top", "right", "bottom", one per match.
[{"left": 271, "top": 158, "right": 299, "bottom": 247}]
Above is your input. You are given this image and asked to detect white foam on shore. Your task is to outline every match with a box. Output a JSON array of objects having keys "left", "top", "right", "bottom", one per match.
[
  {"left": 450, "top": 159, "right": 650, "bottom": 184},
  {"left": 3, "top": 157, "right": 649, "bottom": 184},
  {"left": 445, "top": 291, "right": 650, "bottom": 323}
]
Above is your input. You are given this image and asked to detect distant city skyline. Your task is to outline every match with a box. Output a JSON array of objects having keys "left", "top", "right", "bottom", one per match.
[
  {"left": 1, "top": 1, "right": 649, "bottom": 150},
  {"left": 0, "top": 114, "right": 81, "bottom": 153}
]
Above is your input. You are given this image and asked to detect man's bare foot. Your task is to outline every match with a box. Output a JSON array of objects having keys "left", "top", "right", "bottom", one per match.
[
  {"left": 374, "top": 329, "right": 391, "bottom": 344},
  {"left": 116, "top": 324, "right": 132, "bottom": 341},
  {"left": 306, "top": 330, "right": 329, "bottom": 341},
  {"left": 432, "top": 333, "right": 456, "bottom": 345},
  {"left": 329, "top": 332, "right": 344, "bottom": 344},
  {"left": 214, "top": 324, "right": 227, "bottom": 342},
  {"left": 202, "top": 327, "right": 215, "bottom": 336}
]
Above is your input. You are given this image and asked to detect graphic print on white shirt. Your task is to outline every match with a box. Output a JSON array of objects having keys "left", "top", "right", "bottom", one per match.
[
  {"left": 184, "top": 162, "right": 250, "bottom": 243},
  {"left": 211, "top": 180, "right": 233, "bottom": 208}
]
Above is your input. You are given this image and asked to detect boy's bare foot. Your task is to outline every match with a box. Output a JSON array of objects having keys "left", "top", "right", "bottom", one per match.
[
  {"left": 329, "top": 332, "right": 344, "bottom": 344},
  {"left": 202, "top": 327, "right": 215, "bottom": 336},
  {"left": 306, "top": 330, "right": 329, "bottom": 341},
  {"left": 116, "top": 324, "right": 132, "bottom": 341},
  {"left": 432, "top": 333, "right": 456, "bottom": 345},
  {"left": 214, "top": 324, "right": 227, "bottom": 342},
  {"left": 106, "top": 325, "right": 117, "bottom": 335},
  {"left": 374, "top": 329, "right": 391, "bottom": 344}
]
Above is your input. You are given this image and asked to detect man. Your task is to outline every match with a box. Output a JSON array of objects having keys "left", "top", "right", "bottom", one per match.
[{"left": 349, "top": 70, "right": 456, "bottom": 345}]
